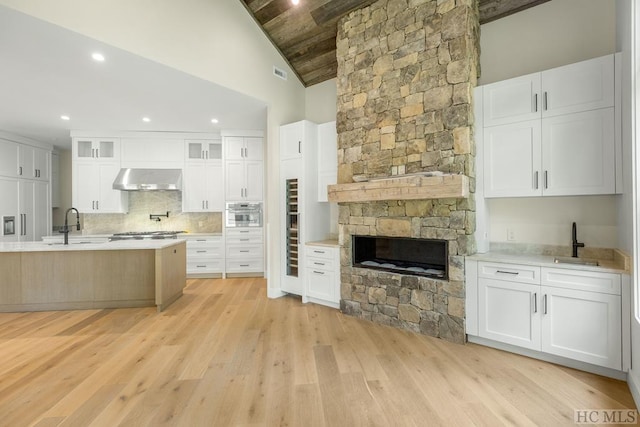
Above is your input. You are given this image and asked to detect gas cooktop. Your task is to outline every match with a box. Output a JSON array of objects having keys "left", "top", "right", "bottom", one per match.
[{"left": 109, "top": 231, "right": 186, "bottom": 241}]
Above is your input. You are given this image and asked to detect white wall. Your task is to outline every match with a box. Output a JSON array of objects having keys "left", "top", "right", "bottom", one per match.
[
  {"left": 480, "top": 0, "right": 619, "bottom": 248},
  {"left": 0, "top": 0, "right": 307, "bottom": 295},
  {"left": 305, "top": 79, "right": 337, "bottom": 123}
]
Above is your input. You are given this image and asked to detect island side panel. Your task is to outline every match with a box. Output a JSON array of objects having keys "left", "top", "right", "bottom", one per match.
[
  {"left": 93, "top": 249, "right": 155, "bottom": 304},
  {"left": 155, "top": 241, "right": 186, "bottom": 311},
  {"left": 0, "top": 253, "right": 21, "bottom": 304}
]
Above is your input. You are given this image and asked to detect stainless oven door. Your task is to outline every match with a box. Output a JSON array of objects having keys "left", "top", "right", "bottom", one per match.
[{"left": 225, "top": 203, "right": 262, "bottom": 227}]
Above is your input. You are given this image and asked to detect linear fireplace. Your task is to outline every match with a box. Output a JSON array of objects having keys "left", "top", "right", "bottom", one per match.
[{"left": 352, "top": 236, "right": 448, "bottom": 279}]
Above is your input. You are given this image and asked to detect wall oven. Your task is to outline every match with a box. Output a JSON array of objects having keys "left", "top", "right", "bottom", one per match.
[{"left": 225, "top": 202, "right": 263, "bottom": 227}]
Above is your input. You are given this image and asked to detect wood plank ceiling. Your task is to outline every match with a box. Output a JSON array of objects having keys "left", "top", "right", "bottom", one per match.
[{"left": 240, "top": 0, "right": 551, "bottom": 87}]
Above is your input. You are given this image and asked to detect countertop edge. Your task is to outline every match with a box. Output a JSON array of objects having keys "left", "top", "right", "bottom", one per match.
[{"left": 466, "top": 251, "right": 630, "bottom": 274}]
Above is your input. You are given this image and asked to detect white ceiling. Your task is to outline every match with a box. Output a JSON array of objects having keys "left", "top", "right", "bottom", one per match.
[{"left": 0, "top": 6, "right": 268, "bottom": 150}]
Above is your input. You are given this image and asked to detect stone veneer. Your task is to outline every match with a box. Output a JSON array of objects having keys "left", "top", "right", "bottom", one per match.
[{"left": 336, "top": 0, "right": 479, "bottom": 343}]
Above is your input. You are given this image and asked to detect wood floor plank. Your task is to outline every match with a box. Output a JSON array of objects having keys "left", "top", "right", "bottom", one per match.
[{"left": 0, "top": 277, "right": 635, "bottom": 426}]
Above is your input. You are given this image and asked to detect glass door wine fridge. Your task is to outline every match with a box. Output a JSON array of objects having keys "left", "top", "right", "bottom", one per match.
[{"left": 286, "top": 178, "right": 299, "bottom": 277}]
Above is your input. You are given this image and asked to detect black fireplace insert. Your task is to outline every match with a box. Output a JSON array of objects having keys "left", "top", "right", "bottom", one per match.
[{"left": 352, "top": 235, "right": 448, "bottom": 279}]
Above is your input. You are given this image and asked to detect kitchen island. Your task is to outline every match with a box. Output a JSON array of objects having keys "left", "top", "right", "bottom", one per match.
[{"left": 0, "top": 239, "right": 186, "bottom": 312}]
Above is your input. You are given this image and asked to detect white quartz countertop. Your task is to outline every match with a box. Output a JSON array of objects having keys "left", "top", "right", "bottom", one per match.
[
  {"left": 306, "top": 239, "right": 339, "bottom": 247},
  {"left": 466, "top": 251, "right": 629, "bottom": 274},
  {"left": 0, "top": 239, "right": 186, "bottom": 253}
]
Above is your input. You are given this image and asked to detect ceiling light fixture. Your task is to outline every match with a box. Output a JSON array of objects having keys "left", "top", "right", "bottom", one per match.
[
  {"left": 142, "top": 117, "right": 151, "bottom": 122},
  {"left": 60, "top": 115, "right": 70, "bottom": 121},
  {"left": 211, "top": 118, "right": 219, "bottom": 124},
  {"left": 291, "top": 0, "right": 299, "bottom": 4},
  {"left": 91, "top": 52, "right": 105, "bottom": 62}
]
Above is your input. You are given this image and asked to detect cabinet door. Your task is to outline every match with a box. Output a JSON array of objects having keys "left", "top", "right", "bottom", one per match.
[
  {"left": 185, "top": 140, "right": 206, "bottom": 160},
  {"left": 74, "top": 139, "right": 95, "bottom": 159},
  {"left": 306, "top": 268, "right": 334, "bottom": 301},
  {"left": 183, "top": 163, "right": 207, "bottom": 212},
  {"left": 245, "top": 160, "right": 263, "bottom": 201},
  {"left": 541, "top": 108, "right": 615, "bottom": 196},
  {"left": 478, "top": 278, "right": 541, "bottom": 350},
  {"left": 280, "top": 123, "right": 303, "bottom": 160},
  {"left": 541, "top": 286, "right": 621, "bottom": 370},
  {"left": 482, "top": 73, "right": 541, "bottom": 127},
  {"left": 0, "top": 139, "right": 19, "bottom": 177},
  {"left": 244, "top": 137, "right": 263, "bottom": 160},
  {"left": 205, "top": 163, "right": 224, "bottom": 211},
  {"left": 96, "top": 139, "right": 118, "bottom": 160},
  {"left": 19, "top": 180, "right": 35, "bottom": 241},
  {"left": 483, "top": 120, "right": 541, "bottom": 198},
  {"left": 33, "top": 181, "right": 50, "bottom": 240},
  {"left": 74, "top": 162, "right": 99, "bottom": 212},
  {"left": 541, "top": 55, "right": 614, "bottom": 118},
  {"left": 33, "top": 148, "right": 49, "bottom": 180},
  {"left": 97, "top": 162, "right": 126, "bottom": 212},
  {"left": 18, "top": 144, "right": 35, "bottom": 179},
  {"left": 225, "top": 137, "right": 245, "bottom": 160},
  {"left": 51, "top": 153, "right": 60, "bottom": 208},
  {"left": 225, "top": 160, "right": 245, "bottom": 200}
]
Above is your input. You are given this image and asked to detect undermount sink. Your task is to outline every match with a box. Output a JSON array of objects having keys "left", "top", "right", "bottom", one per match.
[{"left": 553, "top": 257, "right": 599, "bottom": 266}]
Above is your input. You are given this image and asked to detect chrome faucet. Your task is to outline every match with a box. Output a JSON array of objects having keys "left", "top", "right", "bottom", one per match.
[
  {"left": 572, "top": 222, "right": 584, "bottom": 258},
  {"left": 60, "top": 207, "right": 80, "bottom": 245}
]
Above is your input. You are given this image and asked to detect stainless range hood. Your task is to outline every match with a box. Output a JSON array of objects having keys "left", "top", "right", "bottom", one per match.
[{"left": 112, "top": 168, "right": 182, "bottom": 191}]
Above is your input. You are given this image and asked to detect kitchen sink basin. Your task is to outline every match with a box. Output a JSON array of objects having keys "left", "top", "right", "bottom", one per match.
[{"left": 553, "top": 257, "right": 599, "bottom": 266}]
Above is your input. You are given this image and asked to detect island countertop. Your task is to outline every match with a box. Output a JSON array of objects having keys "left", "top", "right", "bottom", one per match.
[{"left": 0, "top": 238, "right": 186, "bottom": 253}]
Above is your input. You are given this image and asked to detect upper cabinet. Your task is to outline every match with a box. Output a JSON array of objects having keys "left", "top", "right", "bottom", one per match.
[
  {"left": 185, "top": 139, "right": 222, "bottom": 162},
  {"left": 483, "top": 55, "right": 614, "bottom": 127},
  {"left": 183, "top": 139, "right": 224, "bottom": 212},
  {"left": 121, "top": 138, "right": 183, "bottom": 168},
  {"left": 73, "top": 137, "right": 119, "bottom": 162},
  {"left": 224, "top": 135, "right": 263, "bottom": 201},
  {"left": 480, "top": 54, "right": 618, "bottom": 198}
]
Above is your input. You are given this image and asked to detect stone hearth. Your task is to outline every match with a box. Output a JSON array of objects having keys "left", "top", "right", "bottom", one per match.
[{"left": 336, "top": 0, "right": 479, "bottom": 344}]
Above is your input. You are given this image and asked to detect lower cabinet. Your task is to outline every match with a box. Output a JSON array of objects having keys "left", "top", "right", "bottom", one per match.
[
  {"left": 474, "top": 261, "right": 622, "bottom": 371},
  {"left": 225, "top": 228, "right": 264, "bottom": 274},
  {"left": 304, "top": 244, "right": 340, "bottom": 308},
  {"left": 185, "top": 235, "right": 223, "bottom": 278}
]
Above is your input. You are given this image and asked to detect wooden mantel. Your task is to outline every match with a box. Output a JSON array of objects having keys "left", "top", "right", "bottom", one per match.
[{"left": 327, "top": 174, "right": 469, "bottom": 203}]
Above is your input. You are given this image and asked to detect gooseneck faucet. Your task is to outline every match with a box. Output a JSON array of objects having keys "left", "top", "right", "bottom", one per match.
[
  {"left": 572, "top": 222, "right": 584, "bottom": 258},
  {"left": 60, "top": 207, "right": 80, "bottom": 245}
]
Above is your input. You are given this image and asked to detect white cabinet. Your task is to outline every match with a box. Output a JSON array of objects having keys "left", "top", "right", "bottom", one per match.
[
  {"left": 51, "top": 152, "right": 60, "bottom": 208},
  {"left": 74, "top": 162, "right": 127, "bottom": 213},
  {"left": 482, "top": 55, "right": 614, "bottom": 127},
  {"left": 471, "top": 260, "right": 623, "bottom": 370},
  {"left": 0, "top": 139, "right": 19, "bottom": 177},
  {"left": 304, "top": 244, "right": 340, "bottom": 308},
  {"left": 224, "top": 136, "right": 263, "bottom": 201},
  {"left": 121, "top": 138, "right": 184, "bottom": 168},
  {"left": 72, "top": 137, "right": 127, "bottom": 213},
  {"left": 185, "top": 235, "right": 224, "bottom": 277},
  {"left": 317, "top": 121, "right": 337, "bottom": 202},
  {"left": 0, "top": 178, "right": 49, "bottom": 242},
  {"left": 183, "top": 162, "right": 224, "bottom": 212},
  {"left": 225, "top": 228, "right": 264, "bottom": 274},
  {"left": 32, "top": 148, "right": 49, "bottom": 180},
  {"left": 185, "top": 139, "right": 222, "bottom": 161},
  {"left": 481, "top": 54, "right": 617, "bottom": 198}
]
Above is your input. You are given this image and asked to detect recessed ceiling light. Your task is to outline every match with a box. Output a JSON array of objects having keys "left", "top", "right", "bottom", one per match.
[
  {"left": 211, "top": 118, "right": 219, "bottom": 124},
  {"left": 60, "top": 115, "right": 70, "bottom": 121},
  {"left": 291, "top": 0, "right": 299, "bottom": 4},
  {"left": 142, "top": 117, "right": 151, "bottom": 122},
  {"left": 91, "top": 52, "right": 105, "bottom": 62}
]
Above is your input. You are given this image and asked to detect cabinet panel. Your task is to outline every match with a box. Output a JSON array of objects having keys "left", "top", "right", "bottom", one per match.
[
  {"left": 478, "top": 262, "right": 540, "bottom": 284},
  {"left": 18, "top": 144, "right": 35, "bottom": 179},
  {"left": 482, "top": 73, "right": 541, "bottom": 127},
  {"left": 97, "top": 163, "right": 125, "bottom": 212},
  {"left": 74, "top": 163, "right": 98, "bottom": 212},
  {"left": 0, "top": 177, "right": 19, "bottom": 241},
  {"left": 478, "top": 278, "right": 541, "bottom": 350},
  {"left": 33, "top": 148, "right": 49, "bottom": 180},
  {"left": 280, "top": 123, "right": 303, "bottom": 160},
  {"left": 245, "top": 161, "right": 263, "bottom": 201},
  {"left": 542, "top": 267, "right": 621, "bottom": 295},
  {"left": 225, "top": 160, "right": 245, "bottom": 200},
  {"left": 541, "top": 286, "right": 621, "bottom": 370},
  {"left": 244, "top": 137, "right": 263, "bottom": 160},
  {"left": 0, "top": 139, "right": 19, "bottom": 177},
  {"left": 205, "top": 164, "right": 224, "bottom": 211},
  {"left": 225, "top": 137, "right": 245, "bottom": 160},
  {"left": 483, "top": 120, "right": 541, "bottom": 198},
  {"left": 306, "top": 268, "right": 334, "bottom": 301},
  {"left": 541, "top": 55, "right": 614, "bottom": 117},
  {"left": 541, "top": 108, "right": 615, "bottom": 196}
]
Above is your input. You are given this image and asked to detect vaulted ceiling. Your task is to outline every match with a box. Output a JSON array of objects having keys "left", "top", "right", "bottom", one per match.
[{"left": 240, "top": 0, "right": 551, "bottom": 86}]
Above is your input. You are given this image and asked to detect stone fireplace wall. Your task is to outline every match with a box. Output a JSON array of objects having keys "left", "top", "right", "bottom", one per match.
[{"left": 336, "top": 0, "right": 479, "bottom": 343}]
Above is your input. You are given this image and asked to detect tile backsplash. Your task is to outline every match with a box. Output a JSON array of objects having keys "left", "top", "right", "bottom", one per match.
[{"left": 82, "top": 191, "right": 222, "bottom": 234}]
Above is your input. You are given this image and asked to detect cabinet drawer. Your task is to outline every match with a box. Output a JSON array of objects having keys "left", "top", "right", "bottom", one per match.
[
  {"left": 305, "top": 246, "right": 336, "bottom": 260},
  {"left": 306, "top": 256, "right": 335, "bottom": 272},
  {"left": 227, "top": 244, "right": 263, "bottom": 258},
  {"left": 186, "top": 237, "right": 222, "bottom": 248},
  {"left": 187, "top": 259, "right": 223, "bottom": 273},
  {"left": 187, "top": 246, "right": 223, "bottom": 257},
  {"left": 226, "top": 235, "right": 262, "bottom": 245},
  {"left": 542, "top": 267, "right": 621, "bottom": 295},
  {"left": 478, "top": 262, "right": 540, "bottom": 285},
  {"left": 306, "top": 268, "right": 336, "bottom": 302},
  {"left": 226, "top": 258, "right": 264, "bottom": 273},
  {"left": 226, "top": 228, "right": 262, "bottom": 237}
]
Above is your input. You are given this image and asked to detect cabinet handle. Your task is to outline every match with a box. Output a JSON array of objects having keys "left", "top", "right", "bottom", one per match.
[
  {"left": 239, "top": 230, "right": 249, "bottom": 233},
  {"left": 196, "top": 265, "right": 207, "bottom": 268},
  {"left": 543, "top": 92, "right": 548, "bottom": 111},
  {"left": 240, "top": 264, "right": 250, "bottom": 267},
  {"left": 196, "top": 250, "right": 207, "bottom": 253},
  {"left": 206, "top": 200, "right": 209, "bottom": 209},
  {"left": 202, "top": 150, "right": 205, "bottom": 159},
  {"left": 92, "top": 201, "right": 95, "bottom": 210},
  {"left": 544, "top": 171, "right": 548, "bottom": 189},
  {"left": 240, "top": 250, "right": 250, "bottom": 253},
  {"left": 313, "top": 250, "right": 325, "bottom": 254},
  {"left": 96, "top": 201, "right": 99, "bottom": 210},
  {"left": 543, "top": 294, "right": 548, "bottom": 314},
  {"left": 206, "top": 150, "right": 209, "bottom": 159},
  {"left": 534, "top": 171, "right": 539, "bottom": 190},
  {"left": 240, "top": 238, "right": 250, "bottom": 241},
  {"left": 314, "top": 262, "right": 325, "bottom": 266},
  {"left": 18, "top": 166, "right": 22, "bottom": 176},
  {"left": 96, "top": 148, "right": 100, "bottom": 158},
  {"left": 298, "top": 141, "right": 301, "bottom": 154},
  {"left": 313, "top": 270, "right": 325, "bottom": 275},
  {"left": 196, "top": 239, "right": 206, "bottom": 242},
  {"left": 533, "top": 93, "right": 538, "bottom": 112},
  {"left": 496, "top": 270, "right": 519, "bottom": 275},
  {"left": 533, "top": 293, "right": 537, "bottom": 313}
]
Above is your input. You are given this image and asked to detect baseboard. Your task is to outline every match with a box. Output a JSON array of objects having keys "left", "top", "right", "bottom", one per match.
[{"left": 628, "top": 368, "right": 640, "bottom": 409}]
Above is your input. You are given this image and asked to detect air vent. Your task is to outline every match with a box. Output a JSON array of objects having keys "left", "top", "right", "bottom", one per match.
[{"left": 273, "top": 66, "right": 288, "bottom": 81}]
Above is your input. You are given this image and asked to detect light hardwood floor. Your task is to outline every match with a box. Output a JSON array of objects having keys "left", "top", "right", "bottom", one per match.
[{"left": 0, "top": 278, "right": 636, "bottom": 426}]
